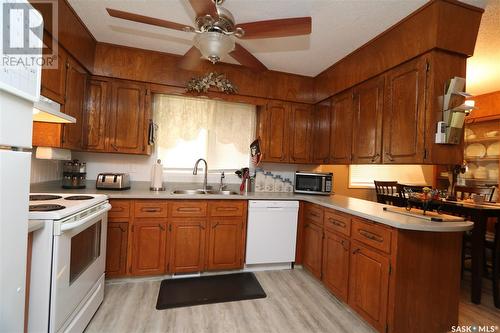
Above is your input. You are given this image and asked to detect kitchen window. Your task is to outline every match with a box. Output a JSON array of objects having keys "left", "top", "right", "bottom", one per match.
[
  {"left": 349, "top": 165, "right": 434, "bottom": 188},
  {"left": 154, "top": 95, "right": 256, "bottom": 171}
]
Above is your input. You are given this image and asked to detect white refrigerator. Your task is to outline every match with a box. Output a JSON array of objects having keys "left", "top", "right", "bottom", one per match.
[{"left": 0, "top": 1, "right": 42, "bottom": 331}]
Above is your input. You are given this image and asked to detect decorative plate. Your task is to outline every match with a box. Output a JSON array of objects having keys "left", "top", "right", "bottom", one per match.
[
  {"left": 486, "top": 142, "right": 500, "bottom": 157},
  {"left": 465, "top": 143, "right": 486, "bottom": 158},
  {"left": 486, "top": 163, "right": 499, "bottom": 180}
]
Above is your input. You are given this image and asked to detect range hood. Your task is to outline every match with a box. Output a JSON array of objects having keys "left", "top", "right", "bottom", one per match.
[{"left": 33, "top": 96, "right": 76, "bottom": 123}]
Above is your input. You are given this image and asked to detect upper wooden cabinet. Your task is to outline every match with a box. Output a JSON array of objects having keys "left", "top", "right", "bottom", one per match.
[
  {"left": 289, "top": 103, "right": 313, "bottom": 163},
  {"left": 107, "top": 80, "right": 151, "bottom": 154},
  {"left": 330, "top": 90, "right": 354, "bottom": 164},
  {"left": 352, "top": 76, "right": 384, "bottom": 164},
  {"left": 311, "top": 99, "right": 331, "bottom": 164},
  {"left": 83, "top": 78, "right": 110, "bottom": 152},
  {"left": 259, "top": 101, "right": 290, "bottom": 163},
  {"left": 40, "top": 39, "right": 68, "bottom": 104},
  {"left": 61, "top": 58, "right": 87, "bottom": 150},
  {"left": 382, "top": 56, "right": 428, "bottom": 164}
]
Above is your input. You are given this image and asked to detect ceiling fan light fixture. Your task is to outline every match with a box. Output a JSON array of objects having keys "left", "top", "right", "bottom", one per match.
[{"left": 193, "top": 32, "right": 235, "bottom": 64}]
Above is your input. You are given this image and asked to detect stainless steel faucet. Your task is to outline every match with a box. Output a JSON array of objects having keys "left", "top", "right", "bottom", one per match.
[
  {"left": 193, "top": 158, "right": 208, "bottom": 191},
  {"left": 219, "top": 171, "right": 226, "bottom": 191}
]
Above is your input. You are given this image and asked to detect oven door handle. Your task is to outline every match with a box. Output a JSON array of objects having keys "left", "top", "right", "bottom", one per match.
[{"left": 60, "top": 203, "right": 112, "bottom": 233}]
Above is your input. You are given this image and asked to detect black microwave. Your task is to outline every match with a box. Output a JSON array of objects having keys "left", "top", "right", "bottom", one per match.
[{"left": 294, "top": 171, "right": 333, "bottom": 195}]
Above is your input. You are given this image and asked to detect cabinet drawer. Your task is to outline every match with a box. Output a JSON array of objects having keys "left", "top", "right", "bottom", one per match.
[
  {"left": 324, "top": 209, "right": 351, "bottom": 236},
  {"left": 303, "top": 203, "right": 323, "bottom": 226},
  {"left": 209, "top": 201, "right": 246, "bottom": 217},
  {"left": 134, "top": 201, "right": 168, "bottom": 218},
  {"left": 108, "top": 200, "right": 131, "bottom": 218},
  {"left": 351, "top": 218, "right": 392, "bottom": 254},
  {"left": 170, "top": 201, "right": 208, "bottom": 218}
]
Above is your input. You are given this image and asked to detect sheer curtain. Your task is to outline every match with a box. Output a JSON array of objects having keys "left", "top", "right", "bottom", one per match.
[{"left": 154, "top": 94, "right": 256, "bottom": 170}]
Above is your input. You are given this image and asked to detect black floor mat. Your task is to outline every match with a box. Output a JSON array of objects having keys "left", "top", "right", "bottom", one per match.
[{"left": 156, "top": 272, "right": 267, "bottom": 310}]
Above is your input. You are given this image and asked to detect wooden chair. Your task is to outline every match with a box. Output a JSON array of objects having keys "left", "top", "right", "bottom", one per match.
[
  {"left": 457, "top": 185, "right": 499, "bottom": 308},
  {"left": 373, "top": 181, "right": 405, "bottom": 207}
]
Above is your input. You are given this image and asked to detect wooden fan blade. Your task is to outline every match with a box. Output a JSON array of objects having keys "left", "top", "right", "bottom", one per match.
[
  {"left": 106, "top": 8, "right": 192, "bottom": 32},
  {"left": 178, "top": 46, "right": 203, "bottom": 70},
  {"left": 230, "top": 43, "right": 267, "bottom": 72},
  {"left": 187, "top": 0, "right": 218, "bottom": 18},
  {"left": 237, "top": 17, "right": 312, "bottom": 39}
]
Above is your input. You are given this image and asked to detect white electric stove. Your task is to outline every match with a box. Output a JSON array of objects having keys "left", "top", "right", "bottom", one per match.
[{"left": 28, "top": 193, "right": 111, "bottom": 333}]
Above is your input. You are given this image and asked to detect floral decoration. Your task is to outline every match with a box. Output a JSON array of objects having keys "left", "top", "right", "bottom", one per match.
[{"left": 186, "top": 72, "right": 237, "bottom": 94}]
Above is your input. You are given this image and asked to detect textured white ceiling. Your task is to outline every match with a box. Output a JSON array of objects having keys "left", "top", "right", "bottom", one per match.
[
  {"left": 467, "top": 0, "right": 500, "bottom": 95},
  {"left": 68, "top": 0, "right": 488, "bottom": 78}
]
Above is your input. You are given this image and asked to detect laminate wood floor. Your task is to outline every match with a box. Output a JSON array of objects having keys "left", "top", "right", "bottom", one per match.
[{"left": 85, "top": 268, "right": 499, "bottom": 333}]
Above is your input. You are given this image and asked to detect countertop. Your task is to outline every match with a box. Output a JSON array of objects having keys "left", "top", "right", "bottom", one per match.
[{"left": 31, "top": 181, "right": 474, "bottom": 233}]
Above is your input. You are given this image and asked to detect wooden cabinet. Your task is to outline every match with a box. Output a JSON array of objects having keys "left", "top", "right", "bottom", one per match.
[
  {"left": 330, "top": 90, "right": 354, "bottom": 164},
  {"left": 169, "top": 219, "right": 207, "bottom": 273},
  {"left": 322, "top": 230, "right": 350, "bottom": 302},
  {"left": 260, "top": 100, "right": 290, "bottom": 163},
  {"left": 302, "top": 220, "right": 323, "bottom": 279},
  {"left": 312, "top": 99, "right": 331, "bottom": 164},
  {"left": 105, "top": 222, "right": 128, "bottom": 277},
  {"left": 348, "top": 241, "right": 390, "bottom": 332},
  {"left": 40, "top": 40, "right": 67, "bottom": 104},
  {"left": 207, "top": 218, "right": 245, "bottom": 271},
  {"left": 61, "top": 58, "right": 87, "bottom": 150},
  {"left": 383, "top": 56, "right": 428, "bottom": 164},
  {"left": 289, "top": 103, "right": 313, "bottom": 163},
  {"left": 83, "top": 78, "right": 110, "bottom": 152},
  {"left": 107, "top": 80, "right": 151, "bottom": 154},
  {"left": 352, "top": 76, "right": 384, "bottom": 164},
  {"left": 131, "top": 221, "right": 167, "bottom": 276}
]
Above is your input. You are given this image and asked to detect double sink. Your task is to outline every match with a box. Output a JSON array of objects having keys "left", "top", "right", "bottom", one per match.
[{"left": 172, "top": 189, "right": 239, "bottom": 196}]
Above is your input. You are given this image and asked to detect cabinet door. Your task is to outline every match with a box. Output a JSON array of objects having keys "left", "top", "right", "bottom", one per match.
[
  {"left": 348, "top": 241, "right": 390, "bottom": 332},
  {"left": 40, "top": 34, "right": 67, "bottom": 104},
  {"left": 261, "top": 101, "right": 290, "bottom": 163},
  {"left": 207, "top": 218, "right": 244, "bottom": 271},
  {"left": 108, "top": 80, "right": 150, "bottom": 154},
  {"left": 302, "top": 221, "right": 323, "bottom": 279},
  {"left": 312, "top": 99, "right": 331, "bottom": 164},
  {"left": 330, "top": 90, "right": 354, "bottom": 164},
  {"left": 83, "top": 78, "right": 109, "bottom": 152},
  {"left": 169, "top": 219, "right": 207, "bottom": 273},
  {"left": 383, "top": 56, "right": 427, "bottom": 163},
  {"left": 62, "top": 58, "right": 87, "bottom": 150},
  {"left": 322, "top": 230, "right": 350, "bottom": 302},
  {"left": 131, "top": 222, "right": 167, "bottom": 276},
  {"left": 289, "top": 103, "right": 313, "bottom": 164},
  {"left": 352, "top": 76, "right": 384, "bottom": 164},
  {"left": 105, "top": 221, "right": 128, "bottom": 277}
]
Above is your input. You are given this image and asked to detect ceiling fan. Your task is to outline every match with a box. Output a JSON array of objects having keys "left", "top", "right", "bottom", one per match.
[{"left": 106, "top": 0, "right": 312, "bottom": 71}]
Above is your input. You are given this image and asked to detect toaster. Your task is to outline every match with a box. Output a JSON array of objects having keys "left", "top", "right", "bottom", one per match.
[{"left": 96, "top": 173, "right": 131, "bottom": 190}]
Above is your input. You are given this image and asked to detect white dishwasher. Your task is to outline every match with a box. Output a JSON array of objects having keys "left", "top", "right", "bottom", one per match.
[{"left": 245, "top": 200, "right": 299, "bottom": 266}]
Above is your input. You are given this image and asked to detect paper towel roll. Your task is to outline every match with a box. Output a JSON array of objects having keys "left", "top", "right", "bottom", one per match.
[{"left": 150, "top": 159, "right": 164, "bottom": 190}]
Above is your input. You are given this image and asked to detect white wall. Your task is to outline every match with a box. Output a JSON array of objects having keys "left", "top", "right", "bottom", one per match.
[{"left": 30, "top": 154, "right": 62, "bottom": 184}]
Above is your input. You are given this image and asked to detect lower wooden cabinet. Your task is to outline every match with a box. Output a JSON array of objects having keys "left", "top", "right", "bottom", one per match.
[
  {"left": 105, "top": 221, "right": 129, "bottom": 277},
  {"left": 169, "top": 219, "right": 207, "bottom": 273},
  {"left": 207, "top": 218, "right": 245, "bottom": 271},
  {"left": 322, "top": 230, "right": 350, "bottom": 302},
  {"left": 131, "top": 221, "right": 168, "bottom": 276},
  {"left": 348, "top": 241, "right": 390, "bottom": 333},
  {"left": 302, "top": 221, "right": 323, "bottom": 278}
]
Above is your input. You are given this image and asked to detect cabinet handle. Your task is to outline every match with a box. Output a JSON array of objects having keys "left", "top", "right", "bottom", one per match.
[
  {"left": 159, "top": 224, "right": 165, "bottom": 231},
  {"left": 142, "top": 207, "right": 160, "bottom": 212},
  {"left": 309, "top": 211, "right": 320, "bottom": 218},
  {"left": 328, "top": 218, "right": 346, "bottom": 228},
  {"left": 200, "top": 224, "right": 205, "bottom": 230},
  {"left": 177, "top": 207, "right": 201, "bottom": 212},
  {"left": 212, "top": 222, "right": 219, "bottom": 229},
  {"left": 119, "top": 226, "right": 126, "bottom": 232},
  {"left": 340, "top": 239, "right": 349, "bottom": 251},
  {"left": 359, "top": 229, "right": 383, "bottom": 243},
  {"left": 384, "top": 152, "right": 395, "bottom": 162},
  {"left": 371, "top": 153, "right": 380, "bottom": 163},
  {"left": 216, "top": 207, "right": 238, "bottom": 211},
  {"left": 352, "top": 248, "right": 360, "bottom": 254},
  {"left": 111, "top": 144, "right": 118, "bottom": 151}
]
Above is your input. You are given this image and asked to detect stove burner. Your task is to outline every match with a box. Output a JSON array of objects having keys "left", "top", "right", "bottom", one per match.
[
  {"left": 29, "top": 195, "right": 62, "bottom": 201},
  {"left": 64, "top": 195, "right": 94, "bottom": 201},
  {"left": 29, "top": 204, "right": 66, "bottom": 212}
]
